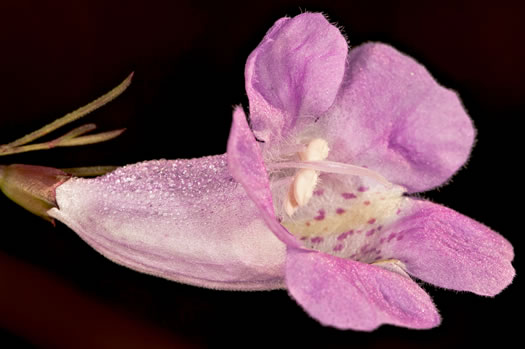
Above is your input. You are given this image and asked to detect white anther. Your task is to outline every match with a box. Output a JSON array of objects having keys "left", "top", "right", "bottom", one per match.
[
  {"left": 283, "top": 138, "right": 330, "bottom": 217},
  {"left": 293, "top": 169, "right": 319, "bottom": 206},
  {"left": 300, "top": 138, "right": 330, "bottom": 162}
]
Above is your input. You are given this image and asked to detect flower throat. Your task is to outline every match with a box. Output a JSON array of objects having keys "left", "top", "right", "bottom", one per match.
[{"left": 268, "top": 138, "right": 406, "bottom": 250}]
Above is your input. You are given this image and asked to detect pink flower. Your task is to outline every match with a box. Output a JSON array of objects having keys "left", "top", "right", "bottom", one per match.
[{"left": 48, "top": 13, "right": 514, "bottom": 331}]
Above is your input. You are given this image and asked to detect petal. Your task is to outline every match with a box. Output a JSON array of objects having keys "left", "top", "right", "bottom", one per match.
[
  {"left": 382, "top": 199, "right": 515, "bottom": 296},
  {"left": 48, "top": 154, "right": 286, "bottom": 290},
  {"left": 245, "top": 13, "right": 348, "bottom": 142},
  {"left": 286, "top": 248, "right": 441, "bottom": 331},
  {"left": 227, "top": 107, "right": 301, "bottom": 248},
  {"left": 322, "top": 43, "right": 475, "bottom": 192}
]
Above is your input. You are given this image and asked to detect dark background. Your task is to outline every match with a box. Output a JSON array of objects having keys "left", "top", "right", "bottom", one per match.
[{"left": 0, "top": 1, "right": 523, "bottom": 348}]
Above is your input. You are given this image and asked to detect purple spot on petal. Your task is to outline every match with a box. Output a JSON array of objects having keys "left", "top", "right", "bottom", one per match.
[
  {"left": 360, "top": 244, "right": 370, "bottom": 253},
  {"left": 333, "top": 244, "right": 343, "bottom": 252},
  {"left": 379, "top": 238, "right": 385, "bottom": 244},
  {"left": 313, "top": 189, "right": 324, "bottom": 196},
  {"left": 375, "top": 249, "right": 382, "bottom": 254},
  {"left": 396, "top": 208, "right": 401, "bottom": 215},
  {"left": 300, "top": 236, "right": 307, "bottom": 241},
  {"left": 367, "top": 218, "right": 376, "bottom": 224},
  {"left": 342, "top": 192, "right": 357, "bottom": 199},
  {"left": 397, "top": 234, "right": 404, "bottom": 241},
  {"left": 350, "top": 253, "right": 357, "bottom": 259},
  {"left": 366, "top": 229, "right": 376, "bottom": 236},
  {"left": 358, "top": 186, "right": 368, "bottom": 192},
  {"left": 314, "top": 209, "right": 326, "bottom": 221},
  {"left": 363, "top": 201, "right": 371, "bottom": 206},
  {"left": 374, "top": 256, "right": 382, "bottom": 261},
  {"left": 377, "top": 225, "right": 383, "bottom": 231},
  {"left": 336, "top": 208, "right": 346, "bottom": 215},
  {"left": 311, "top": 237, "right": 324, "bottom": 244},
  {"left": 387, "top": 232, "right": 397, "bottom": 242},
  {"left": 337, "top": 230, "right": 354, "bottom": 241}
]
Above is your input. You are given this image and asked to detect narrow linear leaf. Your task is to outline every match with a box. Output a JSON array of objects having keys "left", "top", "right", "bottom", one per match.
[
  {"left": 58, "top": 129, "right": 126, "bottom": 147},
  {"left": 0, "top": 129, "right": 126, "bottom": 156},
  {"left": 4, "top": 72, "right": 133, "bottom": 148}
]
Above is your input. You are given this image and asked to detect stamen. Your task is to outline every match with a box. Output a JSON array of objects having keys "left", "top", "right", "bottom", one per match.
[
  {"left": 282, "top": 138, "right": 329, "bottom": 216},
  {"left": 293, "top": 169, "right": 319, "bottom": 206},
  {"left": 270, "top": 160, "right": 392, "bottom": 187},
  {"left": 299, "top": 138, "right": 330, "bottom": 161},
  {"left": 284, "top": 185, "right": 299, "bottom": 216}
]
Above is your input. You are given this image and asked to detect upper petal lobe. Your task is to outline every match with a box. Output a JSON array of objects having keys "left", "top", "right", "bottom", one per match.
[
  {"left": 321, "top": 43, "right": 475, "bottom": 192},
  {"left": 245, "top": 13, "right": 348, "bottom": 142}
]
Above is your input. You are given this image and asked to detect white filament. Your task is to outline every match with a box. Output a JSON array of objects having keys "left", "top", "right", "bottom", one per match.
[{"left": 270, "top": 160, "right": 392, "bottom": 187}]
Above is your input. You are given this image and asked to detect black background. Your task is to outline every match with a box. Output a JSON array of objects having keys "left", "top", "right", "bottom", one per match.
[{"left": 0, "top": 1, "right": 523, "bottom": 348}]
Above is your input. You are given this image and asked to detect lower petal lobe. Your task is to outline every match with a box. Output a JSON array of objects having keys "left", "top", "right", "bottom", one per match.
[
  {"left": 383, "top": 199, "right": 515, "bottom": 296},
  {"left": 286, "top": 248, "right": 440, "bottom": 330}
]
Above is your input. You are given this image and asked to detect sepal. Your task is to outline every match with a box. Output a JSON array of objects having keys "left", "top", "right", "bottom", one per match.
[{"left": 0, "top": 164, "right": 70, "bottom": 222}]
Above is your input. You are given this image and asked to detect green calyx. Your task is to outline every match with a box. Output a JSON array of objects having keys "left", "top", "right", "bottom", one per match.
[{"left": 0, "top": 164, "right": 71, "bottom": 222}]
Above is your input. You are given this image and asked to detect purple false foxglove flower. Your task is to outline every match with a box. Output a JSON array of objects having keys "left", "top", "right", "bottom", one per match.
[{"left": 48, "top": 13, "right": 514, "bottom": 331}]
